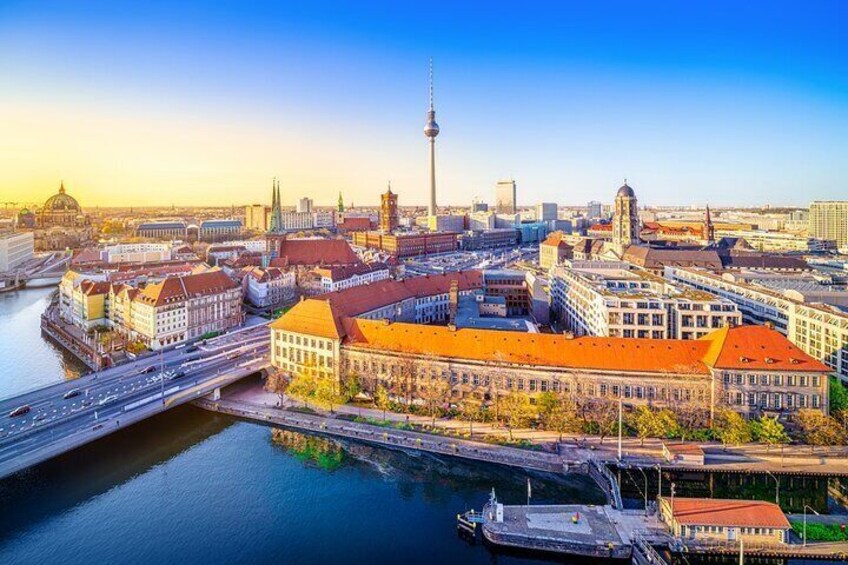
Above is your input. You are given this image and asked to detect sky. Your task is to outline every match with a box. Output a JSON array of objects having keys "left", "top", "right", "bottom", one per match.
[{"left": 0, "top": 1, "right": 846, "bottom": 209}]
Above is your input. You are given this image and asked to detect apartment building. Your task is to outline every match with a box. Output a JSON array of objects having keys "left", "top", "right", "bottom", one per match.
[
  {"left": 667, "top": 266, "right": 848, "bottom": 381},
  {"left": 551, "top": 261, "right": 741, "bottom": 340}
]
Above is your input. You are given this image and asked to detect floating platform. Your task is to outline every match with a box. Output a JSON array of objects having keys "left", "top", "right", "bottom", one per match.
[{"left": 480, "top": 504, "right": 631, "bottom": 560}]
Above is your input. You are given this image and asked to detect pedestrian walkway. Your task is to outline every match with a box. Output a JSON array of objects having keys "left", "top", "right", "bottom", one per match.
[{"left": 220, "top": 379, "right": 848, "bottom": 476}]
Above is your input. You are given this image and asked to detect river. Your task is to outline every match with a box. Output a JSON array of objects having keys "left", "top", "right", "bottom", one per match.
[
  {"left": 0, "top": 287, "right": 839, "bottom": 565},
  {"left": 0, "top": 288, "right": 607, "bottom": 565}
]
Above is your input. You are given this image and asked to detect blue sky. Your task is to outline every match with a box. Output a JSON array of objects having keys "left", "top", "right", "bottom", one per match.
[{"left": 0, "top": 0, "right": 846, "bottom": 207}]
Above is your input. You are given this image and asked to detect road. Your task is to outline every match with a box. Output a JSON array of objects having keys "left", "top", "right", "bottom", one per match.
[{"left": 0, "top": 323, "right": 272, "bottom": 479}]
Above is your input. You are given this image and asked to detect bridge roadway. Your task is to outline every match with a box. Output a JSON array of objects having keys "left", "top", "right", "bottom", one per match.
[{"left": 0, "top": 324, "right": 272, "bottom": 480}]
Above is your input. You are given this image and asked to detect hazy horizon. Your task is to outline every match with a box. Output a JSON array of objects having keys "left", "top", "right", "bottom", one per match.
[{"left": 1, "top": 1, "right": 846, "bottom": 208}]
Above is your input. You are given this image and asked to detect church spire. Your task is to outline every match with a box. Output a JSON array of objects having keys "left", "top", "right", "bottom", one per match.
[
  {"left": 268, "top": 177, "right": 284, "bottom": 233},
  {"left": 704, "top": 203, "right": 715, "bottom": 243}
]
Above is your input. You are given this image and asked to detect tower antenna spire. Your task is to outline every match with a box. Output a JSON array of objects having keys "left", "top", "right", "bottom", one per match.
[{"left": 429, "top": 58, "right": 434, "bottom": 111}]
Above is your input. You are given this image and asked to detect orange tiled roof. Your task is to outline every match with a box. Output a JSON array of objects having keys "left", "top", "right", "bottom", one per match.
[
  {"left": 699, "top": 324, "right": 830, "bottom": 372},
  {"left": 666, "top": 498, "right": 790, "bottom": 529},
  {"left": 271, "top": 298, "right": 345, "bottom": 339},
  {"left": 589, "top": 223, "right": 612, "bottom": 232},
  {"left": 342, "top": 318, "right": 712, "bottom": 374},
  {"left": 541, "top": 231, "right": 572, "bottom": 249}
]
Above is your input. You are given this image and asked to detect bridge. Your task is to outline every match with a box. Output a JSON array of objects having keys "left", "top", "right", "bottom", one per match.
[
  {"left": 0, "top": 323, "right": 271, "bottom": 480},
  {"left": 0, "top": 251, "right": 71, "bottom": 291}
]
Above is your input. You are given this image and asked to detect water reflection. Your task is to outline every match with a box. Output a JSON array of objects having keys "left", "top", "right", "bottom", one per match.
[
  {"left": 0, "top": 287, "right": 87, "bottom": 397},
  {"left": 0, "top": 405, "right": 235, "bottom": 541}
]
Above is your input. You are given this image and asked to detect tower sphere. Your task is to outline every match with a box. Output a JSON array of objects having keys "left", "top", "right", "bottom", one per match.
[{"left": 424, "top": 114, "right": 440, "bottom": 138}]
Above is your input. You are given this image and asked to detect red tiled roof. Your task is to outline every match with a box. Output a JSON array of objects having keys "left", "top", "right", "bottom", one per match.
[
  {"left": 318, "top": 271, "right": 483, "bottom": 318},
  {"left": 135, "top": 270, "right": 237, "bottom": 307},
  {"left": 663, "top": 442, "right": 704, "bottom": 455},
  {"left": 700, "top": 324, "right": 830, "bottom": 372},
  {"left": 80, "top": 280, "right": 111, "bottom": 296},
  {"left": 269, "top": 238, "right": 360, "bottom": 267},
  {"left": 337, "top": 217, "right": 373, "bottom": 231},
  {"left": 666, "top": 498, "right": 790, "bottom": 529}
]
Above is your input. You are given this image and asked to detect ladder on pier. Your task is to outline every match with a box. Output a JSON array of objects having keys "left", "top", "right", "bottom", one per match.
[
  {"left": 631, "top": 532, "right": 669, "bottom": 565},
  {"left": 588, "top": 458, "right": 624, "bottom": 509}
]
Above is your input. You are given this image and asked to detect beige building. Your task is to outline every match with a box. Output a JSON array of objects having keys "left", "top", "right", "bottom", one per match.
[
  {"left": 539, "top": 231, "right": 573, "bottom": 271},
  {"left": 551, "top": 262, "right": 741, "bottom": 340},
  {"left": 660, "top": 498, "right": 791, "bottom": 545},
  {"left": 809, "top": 201, "right": 848, "bottom": 250},
  {"left": 667, "top": 266, "right": 848, "bottom": 382},
  {"left": 270, "top": 272, "right": 829, "bottom": 419}
]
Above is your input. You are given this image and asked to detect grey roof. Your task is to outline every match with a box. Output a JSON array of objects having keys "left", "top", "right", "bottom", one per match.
[{"left": 617, "top": 183, "right": 635, "bottom": 198}]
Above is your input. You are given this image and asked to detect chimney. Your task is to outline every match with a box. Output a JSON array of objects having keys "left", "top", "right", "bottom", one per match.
[{"left": 564, "top": 331, "right": 574, "bottom": 339}]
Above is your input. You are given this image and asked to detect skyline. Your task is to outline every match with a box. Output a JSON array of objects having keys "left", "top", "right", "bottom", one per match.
[{"left": 1, "top": 1, "right": 847, "bottom": 208}]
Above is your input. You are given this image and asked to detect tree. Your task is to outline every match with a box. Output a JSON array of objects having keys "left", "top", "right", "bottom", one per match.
[
  {"left": 422, "top": 377, "right": 450, "bottom": 426},
  {"left": 286, "top": 371, "right": 317, "bottom": 409},
  {"left": 342, "top": 371, "right": 361, "bottom": 403},
  {"left": 502, "top": 392, "right": 533, "bottom": 440},
  {"left": 797, "top": 409, "right": 847, "bottom": 450},
  {"left": 459, "top": 397, "right": 482, "bottom": 437},
  {"left": 313, "top": 373, "right": 345, "bottom": 412},
  {"left": 830, "top": 376, "right": 848, "bottom": 414},
  {"left": 713, "top": 409, "right": 752, "bottom": 448},
  {"left": 537, "top": 391, "right": 578, "bottom": 442},
  {"left": 752, "top": 415, "right": 789, "bottom": 451},
  {"left": 585, "top": 398, "right": 619, "bottom": 444},
  {"left": 374, "top": 385, "right": 391, "bottom": 422},
  {"left": 626, "top": 405, "right": 678, "bottom": 442}
]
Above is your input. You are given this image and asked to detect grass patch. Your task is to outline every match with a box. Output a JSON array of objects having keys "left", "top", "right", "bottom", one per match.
[{"left": 791, "top": 521, "right": 848, "bottom": 542}]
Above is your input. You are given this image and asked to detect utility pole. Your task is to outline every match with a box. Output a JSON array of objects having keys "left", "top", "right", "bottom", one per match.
[
  {"left": 160, "top": 348, "right": 165, "bottom": 405},
  {"left": 617, "top": 395, "right": 623, "bottom": 461}
]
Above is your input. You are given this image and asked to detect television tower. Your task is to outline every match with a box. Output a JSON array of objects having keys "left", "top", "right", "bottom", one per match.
[{"left": 424, "top": 59, "right": 440, "bottom": 217}]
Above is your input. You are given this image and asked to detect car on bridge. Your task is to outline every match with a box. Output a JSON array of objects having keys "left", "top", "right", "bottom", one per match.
[
  {"left": 63, "top": 389, "right": 81, "bottom": 399},
  {"left": 8, "top": 405, "right": 30, "bottom": 418}
]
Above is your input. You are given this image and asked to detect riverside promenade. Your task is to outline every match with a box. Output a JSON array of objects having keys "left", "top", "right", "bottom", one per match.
[
  {"left": 201, "top": 379, "right": 848, "bottom": 477},
  {"left": 193, "top": 395, "right": 568, "bottom": 475},
  {"left": 194, "top": 387, "right": 848, "bottom": 561}
]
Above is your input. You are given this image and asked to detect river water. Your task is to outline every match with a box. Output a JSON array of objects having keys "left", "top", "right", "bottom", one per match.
[
  {"left": 0, "top": 288, "right": 607, "bottom": 565},
  {"left": 0, "top": 288, "right": 838, "bottom": 565}
]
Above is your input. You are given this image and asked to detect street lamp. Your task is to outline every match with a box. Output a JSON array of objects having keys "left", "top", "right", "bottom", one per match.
[
  {"left": 654, "top": 464, "right": 663, "bottom": 501},
  {"left": 803, "top": 504, "right": 819, "bottom": 547},
  {"left": 765, "top": 470, "right": 780, "bottom": 505}
]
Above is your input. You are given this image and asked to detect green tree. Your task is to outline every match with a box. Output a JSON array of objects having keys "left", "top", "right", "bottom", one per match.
[
  {"left": 343, "top": 371, "right": 361, "bottom": 403},
  {"left": 830, "top": 377, "right": 848, "bottom": 414},
  {"left": 313, "top": 373, "right": 345, "bottom": 412},
  {"left": 631, "top": 406, "right": 662, "bottom": 446},
  {"left": 537, "top": 391, "right": 578, "bottom": 442},
  {"left": 752, "top": 415, "right": 789, "bottom": 450},
  {"left": 797, "top": 409, "right": 847, "bottom": 449},
  {"left": 459, "top": 397, "right": 482, "bottom": 437},
  {"left": 502, "top": 392, "right": 533, "bottom": 440},
  {"left": 712, "top": 409, "right": 752, "bottom": 448},
  {"left": 374, "top": 385, "right": 391, "bottom": 422},
  {"left": 286, "top": 371, "right": 317, "bottom": 408}
]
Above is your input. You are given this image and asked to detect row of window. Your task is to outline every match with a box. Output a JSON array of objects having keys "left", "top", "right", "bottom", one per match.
[{"left": 722, "top": 373, "right": 821, "bottom": 388}]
